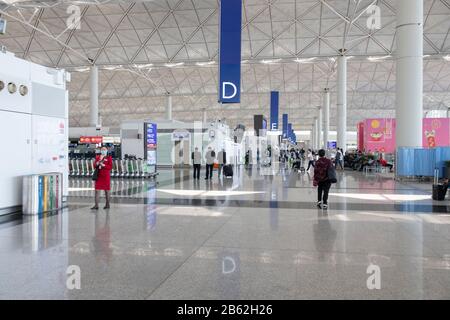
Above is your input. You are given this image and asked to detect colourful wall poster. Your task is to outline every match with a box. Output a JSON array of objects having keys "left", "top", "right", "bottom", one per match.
[
  {"left": 359, "top": 118, "right": 450, "bottom": 152},
  {"left": 364, "top": 118, "right": 396, "bottom": 153},
  {"left": 422, "top": 118, "right": 450, "bottom": 149}
]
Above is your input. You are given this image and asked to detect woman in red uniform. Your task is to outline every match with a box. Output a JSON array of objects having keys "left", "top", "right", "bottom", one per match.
[{"left": 92, "top": 147, "right": 113, "bottom": 210}]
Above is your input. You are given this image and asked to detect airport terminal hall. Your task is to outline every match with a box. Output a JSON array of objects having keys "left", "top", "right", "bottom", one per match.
[{"left": 2, "top": 0, "right": 450, "bottom": 302}]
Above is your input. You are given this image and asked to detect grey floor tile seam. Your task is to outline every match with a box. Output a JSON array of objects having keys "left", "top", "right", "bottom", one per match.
[
  {"left": 189, "top": 243, "right": 442, "bottom": 259},
  {"left": 64, "top": 197, "right": 450, "bottom": 215},
  {"left": 144, "top": 207, "right": 238, "bottom": 300}
]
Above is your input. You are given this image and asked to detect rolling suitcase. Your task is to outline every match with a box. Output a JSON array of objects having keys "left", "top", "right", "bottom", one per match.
[
  {"left": 223, "top": 165, "right": 233, "bottom": 178},
  {"left": 432, "top": 169, "right": 448, "bottom": 201}
]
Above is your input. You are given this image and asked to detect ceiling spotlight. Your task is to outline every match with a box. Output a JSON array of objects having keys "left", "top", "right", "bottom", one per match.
[
  {"left": 443, "top": 55, "right": 450, "bottom": 62},
  {"left": 196, "top": 61, "right": 215, "bottom": 66},
  {"left": 165, "top": 62, "right": 184, "bottom": 68},
  {"left": 294, "top": 57, "right": 316, "bottom": 64}
]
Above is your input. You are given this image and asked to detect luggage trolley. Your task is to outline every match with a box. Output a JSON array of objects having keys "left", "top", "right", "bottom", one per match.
[
  {"left": 88, "top": 159, "right": 95, "bottom": 177},
  {"left": 120, "top": 160, "right": 126, "bottom": 178}
]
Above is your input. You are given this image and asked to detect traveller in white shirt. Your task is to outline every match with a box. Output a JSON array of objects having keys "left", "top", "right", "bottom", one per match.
[{"left": 306, "top": 149, "right": 315, "bottom": 171}]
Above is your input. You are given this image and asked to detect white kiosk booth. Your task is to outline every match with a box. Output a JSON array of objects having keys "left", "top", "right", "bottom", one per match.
[{"left": 0, "top": 50, "right": 69, "bottom": 216}]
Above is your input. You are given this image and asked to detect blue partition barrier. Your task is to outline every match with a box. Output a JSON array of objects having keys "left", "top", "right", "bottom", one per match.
[
  {"left": 397, "top": 147, "right": 450, "bottom": 178},
  {"left": 414, "top": 148, "right": 435, "bottom": 177},
  {"left": 397, "top": 148, "right": 416, "bottom": 176},
  {"left": 435, "top": 147, "right": 450, "bottom": 178}
]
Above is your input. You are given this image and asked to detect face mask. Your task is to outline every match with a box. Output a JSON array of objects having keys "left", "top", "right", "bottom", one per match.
[{"left": 101, "top": 150, "right": 108, "bottom": 156}]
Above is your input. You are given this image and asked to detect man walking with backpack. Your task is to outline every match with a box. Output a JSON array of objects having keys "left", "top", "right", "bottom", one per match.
[{"left": 313, "top": 149, "right": 336, "bottom": 209}]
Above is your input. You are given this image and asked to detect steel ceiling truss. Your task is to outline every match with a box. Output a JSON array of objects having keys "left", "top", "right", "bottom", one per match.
[{"left": 0, "top": 0, "right": 449, "bottom": 129}]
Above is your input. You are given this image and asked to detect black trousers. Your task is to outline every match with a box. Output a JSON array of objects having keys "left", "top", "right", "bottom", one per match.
[
  {"left": 193, "top": 164, "right": 201, "bottom": 179},
  {"left": 205, "top": 164, "right": 214, "bottom": 179},
  {"left": 307, "top": 160, "right": 315, "bottom": 170},
  {"left": 318, "top": 181, "right": 332, "bottom": 204}
]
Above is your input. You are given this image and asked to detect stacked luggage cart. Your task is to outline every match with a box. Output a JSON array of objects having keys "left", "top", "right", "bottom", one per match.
[{"left": 69, "top": 158, "right": 157, "bottom": 179}]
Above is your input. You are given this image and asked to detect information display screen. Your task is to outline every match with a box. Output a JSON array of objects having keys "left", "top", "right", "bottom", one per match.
[{"left": 145, "top": 123, "right": 157, "bottom": 174}]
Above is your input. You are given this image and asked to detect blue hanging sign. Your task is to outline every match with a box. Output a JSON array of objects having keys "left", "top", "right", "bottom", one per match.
[
  {"left": 270, "top": 91, "right": 279, "bottom": 130},
  {"left": 218, "top": 0, "right": 242, "bottom": 104},
  {"left": 282, "top": 114, "right": 288, "bottom": 138}
]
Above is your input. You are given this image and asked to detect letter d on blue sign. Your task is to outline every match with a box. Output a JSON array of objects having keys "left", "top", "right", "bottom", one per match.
[{"left": 218, "top": 0, "right": 242, "bottom": 104}]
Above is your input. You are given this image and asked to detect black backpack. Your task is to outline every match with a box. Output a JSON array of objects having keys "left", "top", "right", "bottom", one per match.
[{"left": 327, "top": 163, "right": 337, "bottom": 184}]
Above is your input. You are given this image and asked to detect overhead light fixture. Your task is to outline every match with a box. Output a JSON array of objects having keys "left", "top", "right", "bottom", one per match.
[
  {"left": 0, "top": 18, "right": 7, "bottom": 35},
  {"left": 294, "top": 57, "right": 316, "bottom": 64},
  {"left": 261, "top": 59, "right": 281, "bottom": 64},
  {"left": 103, "top": 65, "right": 123, "bottom": 71},
  {"left": 73, "top": 67, "right": 90, "bottom": 73},
  {"left": 133, "top": 63, "right": 153, "bottom": 69},
  {"left": 165, "top": 62, "right": 184, "bottom": 68},
  {"left": 196, "top": 61, "right": 215, "bottom": 66},
  {"left": 443, "top": 55, "right": 450, "bottom": 62},
  {"left": 367, "top": 55, "right": 391, "bottom": 62}
]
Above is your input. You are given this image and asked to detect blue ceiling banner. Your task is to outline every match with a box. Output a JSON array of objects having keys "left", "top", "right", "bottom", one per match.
[
  {"left": 270, "top": 91, "right": 279, "bottom": 131},
  {"left": 282, "top": 114, "right": 288, "bottom": 138},
  {"left": 288, "top": 123, "right": 292, "bottom": 142},
  {"left": 218, "top": 0, "right": 242, "bottom": 104}
]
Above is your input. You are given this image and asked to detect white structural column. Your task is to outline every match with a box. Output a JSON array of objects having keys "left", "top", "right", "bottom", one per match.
[
  {"left": 166, "top": 94, "right": 173, "bottom": 120},
  {"left": 337, "top": 55, "right": 347, "bottom": 151},
  {"left": 89, "top": 65, "right": 99, "bottom": 127},
  {"left": 323, "top": 88, "right": 330, "bottom": 149},
  {"left": 396, "top": 0, "right": 423, "bottom": 148},
  {"left": 310, "top": 123, "right": 315, "bottom": 150},
  {"left": 317, "top": 106, "right": 323, "bottom": 150},
  {"left": 313, "top": 117, "right": 319, "bottom": 150}
]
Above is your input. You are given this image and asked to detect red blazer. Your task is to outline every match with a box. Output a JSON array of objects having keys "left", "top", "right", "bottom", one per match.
[{"left": 94, "top": 155, "right": 113, "bottom": 190}]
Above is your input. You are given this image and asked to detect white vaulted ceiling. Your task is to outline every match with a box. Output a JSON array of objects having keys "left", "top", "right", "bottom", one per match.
[{"left": 0, "top": 0, "right": 449, "bottom": 130}]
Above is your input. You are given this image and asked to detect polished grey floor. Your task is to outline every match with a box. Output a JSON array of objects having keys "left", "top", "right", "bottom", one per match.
[{"left": 1, "top": 166, "right": 450, "bottom": 300}]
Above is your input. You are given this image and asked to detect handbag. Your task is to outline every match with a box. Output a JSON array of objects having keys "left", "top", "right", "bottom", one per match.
[
  {"left": 327, "top": 163, "right": 337, "bottom": 184},
  {"left": 92, "top": 168, "right": 99, "bottom": 181}
]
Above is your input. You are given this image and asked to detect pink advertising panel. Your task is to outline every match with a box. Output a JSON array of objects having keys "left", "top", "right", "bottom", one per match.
[
  {"left": 364, "top": 118, "right": 396, "bottom": 153},
  {"left": 422, "top": 118, "right": 450, "bottom": 148},
  {"left": 359, "top": 118, "right": 450, "bottom": 152}
]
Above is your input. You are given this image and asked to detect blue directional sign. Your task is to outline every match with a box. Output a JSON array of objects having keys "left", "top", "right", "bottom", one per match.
[
  {"left": 218, "top": 0, "right": 242, "bottom": 103},
  {"left": 270, "top": 91, "right": 279, "bottom": 130}
]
